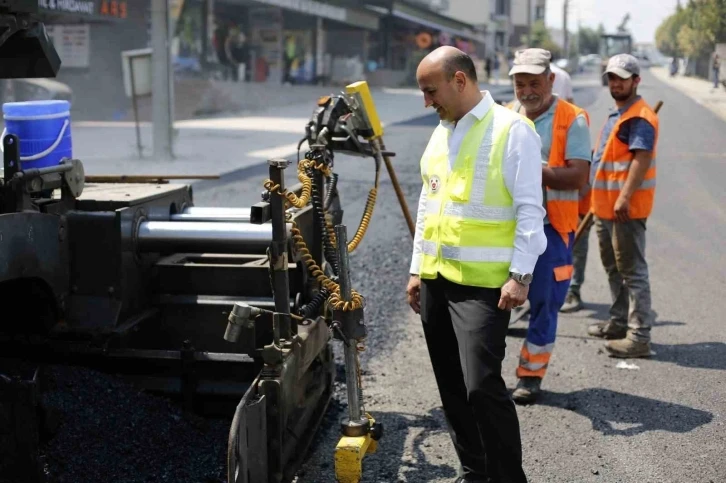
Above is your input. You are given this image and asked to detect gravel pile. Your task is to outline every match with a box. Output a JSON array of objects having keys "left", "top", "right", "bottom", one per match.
[{"left": 1, "top": 363, "right": 230, "bottom": 483}]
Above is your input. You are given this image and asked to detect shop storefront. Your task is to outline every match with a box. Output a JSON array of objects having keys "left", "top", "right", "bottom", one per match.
[
  {"left": 365, "top": 0, "right": 486, "bottom": 86},
  {"left": 30, "top": 0, "right": 150, "bottom": 120},
  {"left": 172, "top": 0, "right": 379, "bottom": 85}
]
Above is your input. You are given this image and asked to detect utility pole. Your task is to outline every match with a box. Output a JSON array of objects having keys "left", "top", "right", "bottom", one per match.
[
  {"left": 563, "top": 0, "right": 569, "bottom": 60},
  {"left": 527, "top": 0, "right": 532, "bottom": 46},
  {"left": 151, "top": 0, "right": 174, "bottom": 160}
]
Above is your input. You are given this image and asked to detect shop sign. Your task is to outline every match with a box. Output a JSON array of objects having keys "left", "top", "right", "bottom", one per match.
[
  {"left": 98, "top": 0, "right": 127, "bottom": 18},
  {"left": 38, "top": 0, "right": 128, "bottom": 18},
  {"left": 256, "top": 0, "right": 346, "bottom": 23},
  {"left": 39, "top": 0, "right": 95, "bottom": 15},
  {"left": 46, "top": 24, "right": 90, "bottom": 68}
]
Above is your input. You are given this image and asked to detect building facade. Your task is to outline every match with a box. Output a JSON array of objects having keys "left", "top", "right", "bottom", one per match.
[
  {"left": 34, "top": 0, "right": 150, "bottom": 120},
  {"left": 25, "top": 0, "right": 489, "bottom": 121},
  {"left": 364, "top": 0, "right": 487, "bottom": 85}
]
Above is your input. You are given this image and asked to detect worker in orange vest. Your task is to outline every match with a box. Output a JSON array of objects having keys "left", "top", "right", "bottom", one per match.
[
  {"left": 587, "top": 54, "right": 659, "bottom": 358},
  {"left": 507, "top": 48, "right": 591, "bottom": 403}
]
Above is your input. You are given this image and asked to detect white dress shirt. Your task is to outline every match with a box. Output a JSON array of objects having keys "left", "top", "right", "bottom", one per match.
[
  {"left": 409, "top": 91, "right": 547, "bottom": 277},
  {"left": 550, "top": 63, "right": 574, "bottom": 100}
]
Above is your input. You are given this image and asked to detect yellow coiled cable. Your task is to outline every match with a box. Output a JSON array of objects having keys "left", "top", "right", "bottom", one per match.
[{"left": 264, "top": 154, "right": 379, "bottom": 311}]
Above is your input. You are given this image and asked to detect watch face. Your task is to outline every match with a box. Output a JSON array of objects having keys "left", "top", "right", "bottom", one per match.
[{"left": 522, "top": 273, "right": 533, "bottom": 284}]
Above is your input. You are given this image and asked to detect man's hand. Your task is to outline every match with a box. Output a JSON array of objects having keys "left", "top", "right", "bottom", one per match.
[
  {"left": 407, "top": 275, "right": 421, "bottom": 314},
  {"left": 498, "top": 279, "right": 529, "bottom": 311},
  {"left": 614, "top": 195, "right": 630, "bottom": 223}
]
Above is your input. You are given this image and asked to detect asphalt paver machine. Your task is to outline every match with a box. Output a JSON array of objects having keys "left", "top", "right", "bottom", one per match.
[{"left": 0, "top": 2, "right": 415, "bottom": 481}]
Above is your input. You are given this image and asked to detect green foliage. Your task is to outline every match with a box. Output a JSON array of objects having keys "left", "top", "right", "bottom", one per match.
[
  {"left": 528, "top": 19, "right": 563, "bottom": 58},
  {"left": 655, "top": 6, "right": 688, "bottom": 57},
  {"left": 677, "top": 24, "right": 711, "bottom": 58},
  {"left": 578, "top": 27, "right": 601, "bottom": 55},
  {"left": 656, "top": 0, "right": 726, "bottom": 58}
]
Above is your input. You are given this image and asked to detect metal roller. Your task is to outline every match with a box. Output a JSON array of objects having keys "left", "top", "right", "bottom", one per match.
[
  {"left": 171, "top": 207, "right": 251, "bottom": 223},
  {"left": 137, "top": 221, "right": 290, "bottom": 253}
]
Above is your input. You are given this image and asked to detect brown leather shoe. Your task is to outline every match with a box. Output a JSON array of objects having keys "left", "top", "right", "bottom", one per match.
[{"left": 587, "top": 321, "right": 627, "bottom": 339}]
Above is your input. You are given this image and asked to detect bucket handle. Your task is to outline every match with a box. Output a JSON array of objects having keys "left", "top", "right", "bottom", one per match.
[{"left": 0, "top": 119, "right": 70, "bottom": 162}]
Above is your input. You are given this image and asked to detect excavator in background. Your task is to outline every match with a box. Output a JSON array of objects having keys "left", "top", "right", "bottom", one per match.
[{"left": 599, "top": 13, "right": 633, "bottom": 85}]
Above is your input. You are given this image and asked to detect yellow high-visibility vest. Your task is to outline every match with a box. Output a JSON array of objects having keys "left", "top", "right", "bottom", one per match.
[{"left": 419, "top": 104, "right": 535, "bottom": 288}]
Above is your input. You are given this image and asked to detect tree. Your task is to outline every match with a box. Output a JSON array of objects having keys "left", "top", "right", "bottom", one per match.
[
  {"left": 695, "top": 0, "right": 726, "bottom": 44},
  {"left": 677, "top": 24, "right": 711, "bottom": 58},
  {"left": 656, "top": 0, "right": 726, "bottom": 58},
  {"left": 577, "top": 27, "right": 600, "bottom": 55},
  {"left": 528, "top": 19, "right": 563, "bottom": 58},
  {"left": 655, "top": 6, "right": 688, "bottom": 57}
]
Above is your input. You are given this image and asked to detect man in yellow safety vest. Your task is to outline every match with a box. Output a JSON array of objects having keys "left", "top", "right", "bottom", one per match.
[{"left": 406, "top": 46, "right": 547, "bottom": 483}]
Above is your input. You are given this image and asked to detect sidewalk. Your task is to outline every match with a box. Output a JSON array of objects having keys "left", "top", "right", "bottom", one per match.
[
  {"left": 50, "top": 83, "right": 512, "bottom": 178},
  {"left": 650, "top": 66, "right": 726, "bottom": 122}
]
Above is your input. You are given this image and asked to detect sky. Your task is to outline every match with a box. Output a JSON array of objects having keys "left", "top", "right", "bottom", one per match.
[{"left": 544, "top": 0, "right": 680, "bottom": 43}]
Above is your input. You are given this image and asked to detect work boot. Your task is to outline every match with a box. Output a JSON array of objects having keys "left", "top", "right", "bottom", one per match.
[
  {"left": 605, "top": 338, "right": 652, "bottom": 358},
  {"left": 512, "top": 377, "right": 542, "bottom": 405},
  {"left": 587, "top": 321, "right": 627, "bottom": 340},
  {"left": 560, "top": 291, "right": 584, "bottom": 313}
]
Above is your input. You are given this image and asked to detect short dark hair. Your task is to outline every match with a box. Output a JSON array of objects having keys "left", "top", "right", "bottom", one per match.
[{"left": 443, "top": 52, "right": 478, "bottom": 82}]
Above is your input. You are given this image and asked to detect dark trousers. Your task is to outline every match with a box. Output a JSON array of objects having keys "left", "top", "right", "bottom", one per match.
[{"left": 421, "top": 277, "right": 527, "bottom": 483}]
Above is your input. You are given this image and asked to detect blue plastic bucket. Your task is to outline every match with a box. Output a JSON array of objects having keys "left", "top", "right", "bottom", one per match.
[{"left": 2, "top": 100, "right": 72, "bottom": 170}]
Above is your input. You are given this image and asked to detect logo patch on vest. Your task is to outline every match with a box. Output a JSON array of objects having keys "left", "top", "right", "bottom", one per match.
[{"left": 429, "top": 175, "right": 441, "bottom": 194}]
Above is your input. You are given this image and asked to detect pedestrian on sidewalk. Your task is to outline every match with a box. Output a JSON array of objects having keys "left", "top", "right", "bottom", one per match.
[
  {"left": 507, "top": 48, "right": 591, "bottom": 404},
  {"left": 406, "top": 45, "right": 545, "bottom": 483},
  {"left": 712, "top": 52, "right": 721, "bottom": 89},
  {"left": 588, "top": 54, "right": 659, "bottom": 358}
]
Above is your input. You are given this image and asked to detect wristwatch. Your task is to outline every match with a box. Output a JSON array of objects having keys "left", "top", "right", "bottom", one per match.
[{"left": 509, "top": 271, "right": 533, "bottom": 286}]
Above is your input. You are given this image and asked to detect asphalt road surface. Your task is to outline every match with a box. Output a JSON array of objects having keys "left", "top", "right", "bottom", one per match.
[{"left": 193, "top": 67, "right": 726, "bottom": 483}]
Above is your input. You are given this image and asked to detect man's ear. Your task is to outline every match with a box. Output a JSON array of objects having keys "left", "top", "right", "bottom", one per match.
[{"left": 455, "top": 71, "right": 467, "bottom": 91}]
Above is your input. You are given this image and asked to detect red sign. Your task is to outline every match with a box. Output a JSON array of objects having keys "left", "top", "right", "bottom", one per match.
[{"left": 99, "top": 0, "right": 127, "bottom": 18}]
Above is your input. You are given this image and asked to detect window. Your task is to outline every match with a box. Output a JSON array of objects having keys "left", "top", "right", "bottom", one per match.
[{"left": 495, "top": 0, "right": 509, "bottom": 16}]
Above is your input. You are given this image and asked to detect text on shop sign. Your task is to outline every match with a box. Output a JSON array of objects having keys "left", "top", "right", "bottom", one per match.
[{"left": 39, "top": 0, "right": 127, "bottom": 18}]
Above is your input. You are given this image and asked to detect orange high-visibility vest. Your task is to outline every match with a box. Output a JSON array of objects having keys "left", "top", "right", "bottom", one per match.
[
  {"left": 592, "top": 98, "right": 659, "bottom": 220},
  {"left": 508, "top": 99, "right": 590, "bottom": 239},
  {"left": 547, "top": 100, "right": 590, "bottom": 237}
]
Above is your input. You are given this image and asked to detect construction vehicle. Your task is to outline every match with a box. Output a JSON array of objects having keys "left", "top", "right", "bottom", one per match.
[
  {"left": 0, "top": 1, "right": 409, "bottom": 481},
  {"left": 599, "top": 13, "right": 633, "bottom": 85}
]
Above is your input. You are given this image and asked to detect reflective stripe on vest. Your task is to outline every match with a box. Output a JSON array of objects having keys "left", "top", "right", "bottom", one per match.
[
  {"left": 592, "top": 98, "right": 659, "bottom": 220},
  {"left": 418, "top": 103, "right": 531, "bottom": 288}
]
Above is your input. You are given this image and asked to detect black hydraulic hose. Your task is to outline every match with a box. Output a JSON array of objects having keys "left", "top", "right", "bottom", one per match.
[
  {"left": 307, "top": 167, "right": 339, "bottom": 275},
  {"left": 298, "top": 287, "right": 330, "bottom": 319},
  {"left": 323, "top": 172, "right": 339, "bottom": 212}
]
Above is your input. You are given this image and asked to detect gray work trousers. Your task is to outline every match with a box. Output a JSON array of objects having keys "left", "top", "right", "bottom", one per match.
[
  {"left": 595, "top": 217, "right": 653, "bottom": 342},
  {"left": 569, "top": 214, "right": 590, "bottom": 297}
]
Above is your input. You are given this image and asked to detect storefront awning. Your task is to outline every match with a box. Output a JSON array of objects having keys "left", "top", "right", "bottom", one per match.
[
  {"left": 250, "top": 0, "right": 380, "bottom": 30},
  {"left": 388, "top": 1, "right": 486, "bottom": 44}
]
